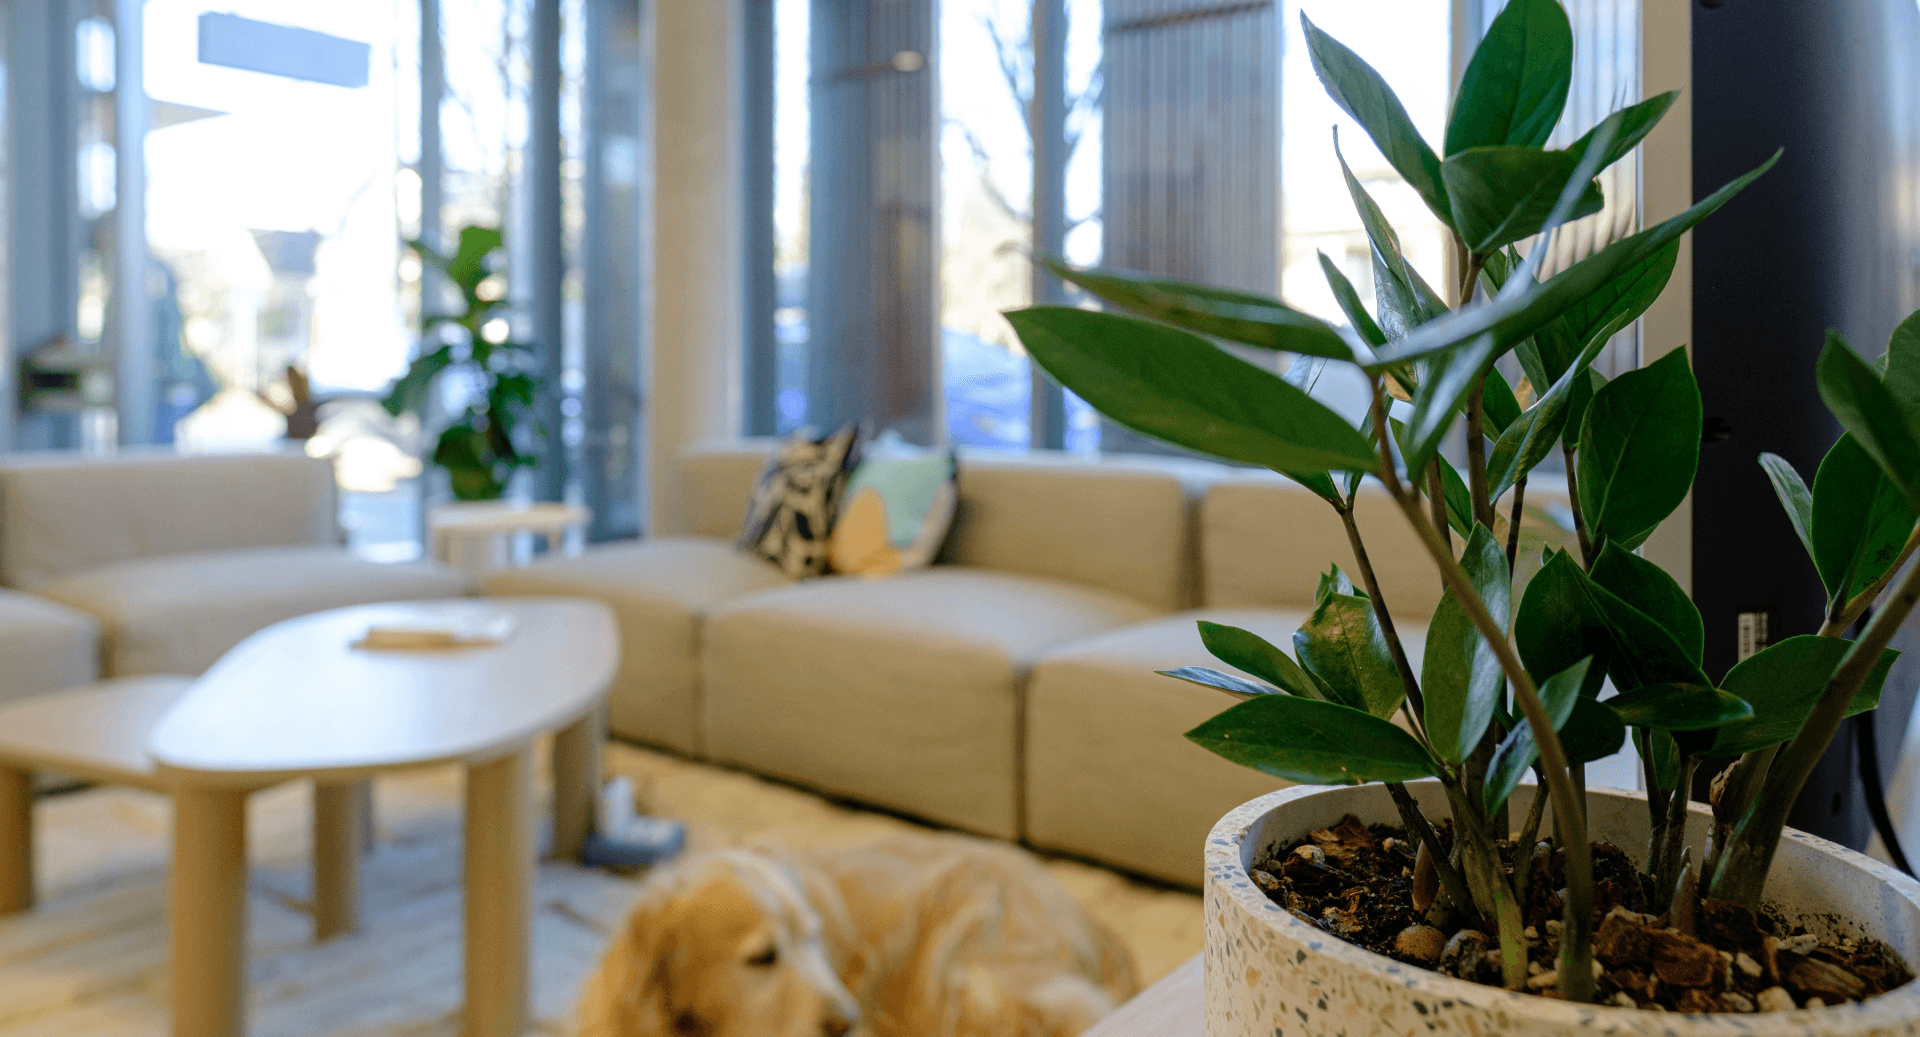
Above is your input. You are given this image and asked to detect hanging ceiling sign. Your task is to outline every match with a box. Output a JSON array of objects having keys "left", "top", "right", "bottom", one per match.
[{"left": 196, "top": 13, "right": 369, "bottom": 88}]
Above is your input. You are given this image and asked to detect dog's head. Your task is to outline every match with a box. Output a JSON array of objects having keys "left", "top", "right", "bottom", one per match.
[{"left": 578, "top": 850, "right": 861, "bottom": 1037}]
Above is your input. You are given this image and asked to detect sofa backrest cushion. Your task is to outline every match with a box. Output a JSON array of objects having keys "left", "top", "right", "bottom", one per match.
[
  {"left": 681, "top": 440, "right": 1217, "bottom": 611},
  {"left": 940, "top": 452, "right": 1214, "bottom": 612},
  {"left": 0, "top": 451, "right": 338, "bottom": 588},
  {"left": 680, "top": 439, "right": 783, "bottom": 540},
  {"left": 1202, "top": 475, "right": 1440, "bottom": 616},
  {"left": 1201, "top": 472, "right": 1577, "bottom": 617}
]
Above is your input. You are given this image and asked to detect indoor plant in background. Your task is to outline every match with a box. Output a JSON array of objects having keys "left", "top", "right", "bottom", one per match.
[
  {"left": 1005, "top": 0, "right": 1920, "bottom": 1031},
  {"left": 382, "top": 225, "right": 543, "bottom": 501}
]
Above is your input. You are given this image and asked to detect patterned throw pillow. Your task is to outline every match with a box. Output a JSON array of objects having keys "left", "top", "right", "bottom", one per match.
[
  {"left": 828, "top": 436, "right": 958, "bottom": 577},
  {"left": 737, "top": 424, "right": 864, "bottom": 578}
]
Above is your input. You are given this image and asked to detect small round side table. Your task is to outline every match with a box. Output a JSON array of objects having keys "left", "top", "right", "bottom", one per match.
[{"left": 428, "top": 501, "right": 591, "bottom": 578}]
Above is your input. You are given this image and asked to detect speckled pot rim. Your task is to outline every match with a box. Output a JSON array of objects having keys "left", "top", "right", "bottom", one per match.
[{"left": 1205, "top": 782, "right": 1920, "bottom": 1032}]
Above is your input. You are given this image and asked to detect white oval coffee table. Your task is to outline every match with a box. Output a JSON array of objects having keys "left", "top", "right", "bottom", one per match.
[{"left": 149, "top": 597, "right": 618, "bottom": 1037}]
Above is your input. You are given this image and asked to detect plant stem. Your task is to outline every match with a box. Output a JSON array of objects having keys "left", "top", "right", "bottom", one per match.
[
  {"left": 1560, "top": 441, "right": 1596, "bottom": 567},
  {"left": 1704, "top": 746, "right": 1775, "bottom": 883},
  {"left": 1466, "top": 383, "right": 1496, "bottom": 529},
  {"left": 1377, "top": 412, "right": 1596, "bottom": 1001},
  {"left": 1649, "top": 754, "right": 1698, "bottom": 910},
  {"left": 1514, "top": 780, "right": 1549, "bottom": 922},
  {"left": 1387, "top": 781, "right": 1483, "bottom": 931},
  {"left": 1338, "top": 498, "right": 1429, "bottom": 728},
  {"left": 1710, "top": 553, "right": 1920, "bottom": 907},
  {"left": 1426, "top": 462, "right": 1453, "bottom": 552},
  {"left": 1506, "top": 476, "right": 1529, "bottom": 571}
]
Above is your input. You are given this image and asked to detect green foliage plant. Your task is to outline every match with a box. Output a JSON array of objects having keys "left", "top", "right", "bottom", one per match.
[
  {"left": 382, "top": 226, "right": 543, "bottom": 501},
  {"left": 1004, "top": 0, "right": 1920, "bottom": 1005}
]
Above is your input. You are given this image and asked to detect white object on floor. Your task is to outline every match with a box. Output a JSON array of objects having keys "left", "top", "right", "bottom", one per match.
[
  {"left": 148, "top": 597, "right": 618, "bottom": 1037},
  {"left": 428, "top": 500, "right": 590, "bottom": 578}
]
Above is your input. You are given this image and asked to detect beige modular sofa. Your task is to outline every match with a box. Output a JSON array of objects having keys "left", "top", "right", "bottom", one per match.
[
  {"left": 486, "top": 439, "right": 1570, "bottom": 886},
  {"left": 0, "top": 450, "right": 473, "bottom": 697}
]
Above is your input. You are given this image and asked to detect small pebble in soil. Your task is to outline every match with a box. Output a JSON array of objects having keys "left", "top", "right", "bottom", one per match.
[
  {"left": 1806, "top": 998, "right": 1826, "bottom": 1009},
  {"left": 1523, "top": 926, "right": 1538, "bottom": 941},
  {"left": 1292, "top": 844, "right": 1326, "bottom": 864},
  {"left": 1381, "top": 837, "right": 1399, "bottom": 853},
  {"left": 1393, "top": 924, "right": 1446, "bottom": 964},
  {"left": 1756, "top": 987, "right": 1797, "bottom": 1012},
  {"left": 1778, "top": 933, "right": 1819, "bottom": 956},
  {"left": 1526, "top": 971, "right": 1559, "bottom": 990},
  {"left": 1723, "top": 991, "right": 1754, "bottom": 1013},
  {"left": 1611, "top": 992, "right": 1637, "bottom": 1009},
  {"left": 1735, "top": 952, "right": 1763, "bottom": 978},
  {"left": 1545, "top": 919, "right": 1562, "bottom": 937}
]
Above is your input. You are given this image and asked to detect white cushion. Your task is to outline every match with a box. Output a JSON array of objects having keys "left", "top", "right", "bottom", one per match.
[
  {"left": 701, "top": 568, "right": 1162, "bottom": 839},
  {"left": 1026, "top": 608, "right": 1427, "bottom": 887},
  {"left": 0, "top": 451, "right": 338, "bottom": 589},
  {"left": 0, "top": 590, "right": 99, "bottom": 706},
  {"left": 36, "top": 546, "right": 473, "bottom": 676},
  {"left": 481, "top": 537, "right": 790, "bottom": 753}
]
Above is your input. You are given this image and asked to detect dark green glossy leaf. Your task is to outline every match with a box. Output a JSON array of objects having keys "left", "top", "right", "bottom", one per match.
[
  {"left": 1642, "top": 728, "right": 1680, "bottom": 789},
  {"left": 1294, "top": 592, "right": 1407, "bottom": 720},
  {"left": 1390, "top": 418, "right": 1472, "bottom": 538},
  {"left": 1589, "top": 541, "right": 1704, "bottom": 666},
  {"left": 1818, "top": 331, "right": 1920, "bottom": 513},
  {"left": 1422, "top": 525, "right": 1512, "bottom": 763},
  {"left": 1446, "top": 0, "right": 1571, "bottom": 153},
  {"left": 1562, "top": 694, "right": 1628, "bottom": 764},
  {"left": 1367, "top": 151, "right": 1778, "bottom": 369},
  {"left": 1318, "top": 251, "right": 1387, "bottom": 347},
  {"left": 1811, "top": 434, "right": 1915, "bottom": 608},
  {"left": 1302, "top": 13, "right": 1450, "bottom": 224},
  {"left": 1317, "top": 564, "right": 1359, "bottom": 604},
  {"left": 1483, "top": 367, "right": 1522, "bottom": 434},
  {"left": 1197, "top": 622, "right": 1336, "bottom": 702},
  {"left": 1337, "top": 135, "right": 1449, "bottom": 337},
  {"left": 1442, "top": 146, "right": 1605, "bottom": 253},
  {"left": 1759, "top": 452, "right": 1816, "bottom": 564},
  {"left": 1402, "top": 333, "right": 1501, "bottom": 483},
  {"left": 1038, "top": 258, "right": 1360, "bottom": 361},
  {"left": 1604, "top": 683, "right": 1753, "bottom": 731},
  {"left": 1884, "top": 307, "right": 1920, "bottom": 428},
  {"left": 1576, "top": 348, "right": 1701, "bottom": 551},
  {"left": 1516, "top": 550, "right": 1709, "bottom": 696},
  {"left": 1159, "top": 666, "right": 1283, "bottom": 701},
  {"left": 1484, "top": 657, "right": 1595, "bottom": 814},
  {"left": 1545, "top": 241, "right": 1679, "bottom": 379},
  {"left": 1709, "top": 634, "right": 1900, "bottom": 757},
  {"left": 1005, "top": 307, "right": 1379, "bottom": 473},
  {"left": 381, "top": 344, "right": 455, "bottom": 418},
  {"left": 1187, "top": 695, "right": 1438, "bottom": 786},
  {"left": 1486, "top": 320, "right": 1614, "bottom": 498}
]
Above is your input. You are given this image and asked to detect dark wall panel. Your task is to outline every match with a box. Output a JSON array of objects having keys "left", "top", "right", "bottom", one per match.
[{"left": 1692, "top": 0, "right": 1920, "bottom": 846}]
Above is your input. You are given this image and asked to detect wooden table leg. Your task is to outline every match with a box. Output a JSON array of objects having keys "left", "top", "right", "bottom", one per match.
[
  {"left": 172, "top": 786, "right": 250, "bottom": 1037},
  {"left": 0, "top": 765, "right": 31, "bottom": 914},
  {"left": 464, "top": 749, "right": 532, "bottom": 1037},
  {"left": 550, "top": 706, "right": 603, "bottom": 861},
  {"left": 312, "top": 781, "right": 362, "bottom": 940}
]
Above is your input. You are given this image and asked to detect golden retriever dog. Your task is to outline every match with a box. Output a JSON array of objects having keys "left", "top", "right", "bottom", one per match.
[{"left": 575, "top": 834, "right": 1138, "bottom": 1037}]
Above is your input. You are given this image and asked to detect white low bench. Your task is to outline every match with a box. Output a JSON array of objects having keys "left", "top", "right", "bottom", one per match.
[{"left": 0, "top": 675, "right": 364, "bottom": 939}]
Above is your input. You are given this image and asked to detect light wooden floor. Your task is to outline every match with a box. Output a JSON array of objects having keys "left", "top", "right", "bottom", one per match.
[{"left": 0, "top": 742, "right": 1202, "bottom": 1036}]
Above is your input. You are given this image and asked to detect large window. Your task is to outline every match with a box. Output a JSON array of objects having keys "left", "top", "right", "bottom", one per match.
[{"left": 5, "top": 0, "right": 649, "bottom": 556}]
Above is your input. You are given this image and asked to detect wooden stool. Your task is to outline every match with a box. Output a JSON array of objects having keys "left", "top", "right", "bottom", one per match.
[{"left": 0, "top": 675, "right": 364, "bottom": 939}]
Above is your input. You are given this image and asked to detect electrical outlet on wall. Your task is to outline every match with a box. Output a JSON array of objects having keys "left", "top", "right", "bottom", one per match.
[{"left": 1736, "top": 610, "right": 1772, "bottom": 662}]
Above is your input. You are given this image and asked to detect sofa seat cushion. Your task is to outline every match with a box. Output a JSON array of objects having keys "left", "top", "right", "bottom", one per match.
[
  {"left": 480, "top": 536, "right": 790, "bottom": 753},
  {"left": 1025, "top": 608, "right": 1427, "bottom": 887},
  {"left": 0, "top": 590, "right": 99, "bottom": 707},
  {"left": 701, "top": 568, "right": 1162, "bottom": 839},
  {"left": 36, "top": 546, "right": 473, "bottom": 677}
]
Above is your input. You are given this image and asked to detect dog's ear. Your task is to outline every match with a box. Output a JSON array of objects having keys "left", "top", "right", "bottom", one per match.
[{"left": 577, "top": 891, "right": 677, "bottom": 1037}]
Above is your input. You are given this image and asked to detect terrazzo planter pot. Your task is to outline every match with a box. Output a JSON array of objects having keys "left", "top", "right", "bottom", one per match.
[{"left": 1203, "top": 780, "right": 1920, "bottom": 1037}]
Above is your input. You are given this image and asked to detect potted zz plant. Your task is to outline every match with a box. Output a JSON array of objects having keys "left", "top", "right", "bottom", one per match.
[
  {"left": 1005, "top": 0, "right": 1920, "bottom": 1033},
  {"left": 383, "top": 225, "right": 542, "bottom": 501}
]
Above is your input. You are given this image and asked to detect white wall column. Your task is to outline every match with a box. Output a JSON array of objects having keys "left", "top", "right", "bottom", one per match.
[
  {"left": 647, "top": 0, "right": 745, "bottom": 534},
  {"left": 1638, "top": 0, "right": 1693, "bottom": 593}
]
